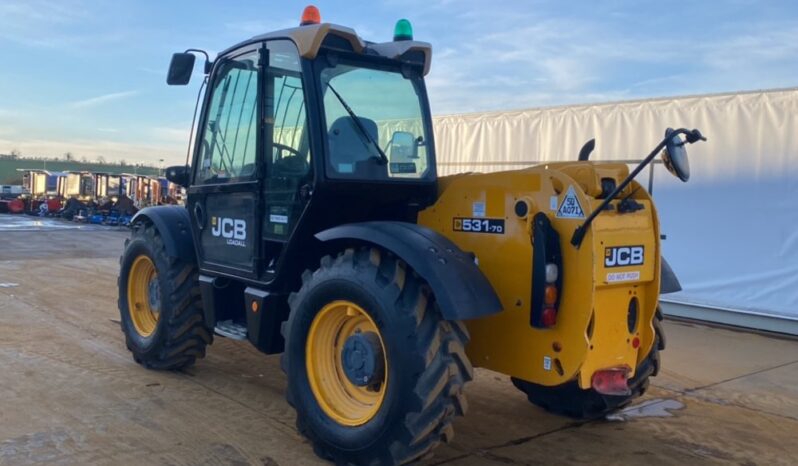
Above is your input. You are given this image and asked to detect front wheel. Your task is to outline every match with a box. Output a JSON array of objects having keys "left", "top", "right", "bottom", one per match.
[
  {"left": 118, "top": 222, "right": 212, "bottom": 370},
  {"left": 281, "top": 248, "right": 472, "bottom": 465}
]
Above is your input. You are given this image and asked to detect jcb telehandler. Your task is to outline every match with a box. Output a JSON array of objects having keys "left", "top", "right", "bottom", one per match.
[{"left": 118, "top": 6, "right": 704, "bottom": 465}]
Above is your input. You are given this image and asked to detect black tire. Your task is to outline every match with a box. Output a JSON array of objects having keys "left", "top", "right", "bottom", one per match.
[
  {"left": 511, "top": 308, "right": 666, "bottom": 419},
  {"left": 118, "top": 221, "right": 212, "bottom": 370},
  {"left": 281, "top": 248, "right": 472, "bottom": 465}
]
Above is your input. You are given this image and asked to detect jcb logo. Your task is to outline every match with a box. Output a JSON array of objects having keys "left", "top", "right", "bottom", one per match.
[
  {"left": 605, "top": 246, "right": 644, "bottom": 268},
  {"left": 211, "top": 217, "right": 246, "bottom": 240}
]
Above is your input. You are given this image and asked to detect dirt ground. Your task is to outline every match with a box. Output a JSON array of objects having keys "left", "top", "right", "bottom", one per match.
[{"left": 1, "top": 214, "right": 797, "bottom": 466}]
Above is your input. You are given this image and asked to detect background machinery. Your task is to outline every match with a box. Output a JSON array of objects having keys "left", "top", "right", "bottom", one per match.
[{"left": 118, "top": 6, "right": 704, "bottom": 464}]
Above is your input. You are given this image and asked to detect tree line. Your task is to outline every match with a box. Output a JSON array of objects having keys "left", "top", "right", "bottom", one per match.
[{"left": 0, "top": 149, "right": 158, "bottom": 169}]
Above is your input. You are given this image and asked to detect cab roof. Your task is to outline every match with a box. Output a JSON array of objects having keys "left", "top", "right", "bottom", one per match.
[{"left": 219, "top": 23, "right": 433, "bottom": 75}]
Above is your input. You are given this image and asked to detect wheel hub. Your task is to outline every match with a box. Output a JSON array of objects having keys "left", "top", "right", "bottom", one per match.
[
  {"left": 147, "top": 277, "right": 161, "bottom": 313},
  {"left": 305, "top": 300, "right": 388, "bottom": 426},
  {"left": 342, "top": 331, "right": 384, "bottom": 387}
]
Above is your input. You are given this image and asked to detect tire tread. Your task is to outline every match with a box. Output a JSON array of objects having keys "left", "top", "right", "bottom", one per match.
[
  {"left": 283, "top": 247, "right": 472, "bottom": 465},
  {"left": 118, "top": 222, "right": 210, "bottom": 371}
]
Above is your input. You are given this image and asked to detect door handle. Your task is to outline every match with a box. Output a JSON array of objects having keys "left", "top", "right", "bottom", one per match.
[
  {"left": 300, "top": 184, "right": 313, "bottom": 202},
  {"left": 194, "top": 203, "right": 205, "bottom": 230}
]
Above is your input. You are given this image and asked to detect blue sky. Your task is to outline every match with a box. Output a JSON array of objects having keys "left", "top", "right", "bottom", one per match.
[{"left": 1, "top": 0, "right": 797, "bottom": 164}]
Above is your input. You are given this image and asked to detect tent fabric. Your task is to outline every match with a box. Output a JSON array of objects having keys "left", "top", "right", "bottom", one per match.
[{"left": 431, "top": 88, "right": 798, "bottom": 321}]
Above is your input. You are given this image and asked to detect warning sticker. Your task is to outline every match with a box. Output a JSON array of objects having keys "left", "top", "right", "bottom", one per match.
[
  {"left": 472, "top": 201, "right": 486, "bottom": 217},
  {"left": 606, "top": 271, "right": 641, "bottom": 283},
  {"left": 269, "top": 214, "right": 288, "bottom": 224},
  {"left": 556, "top": 186, "right": 585, "bottom": 219}
]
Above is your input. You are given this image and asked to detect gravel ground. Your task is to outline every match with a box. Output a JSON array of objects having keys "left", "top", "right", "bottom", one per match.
[{"left": 1, "top": 213, "right": 796, "bottom": 465}]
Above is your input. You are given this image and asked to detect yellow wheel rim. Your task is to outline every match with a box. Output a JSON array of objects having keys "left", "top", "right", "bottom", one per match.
[
  {"left": 127, "top": 255, "right": 160, "bottom": 337},
  {"left": 306, "top": 300, "right": 388, "bottom": 426}
]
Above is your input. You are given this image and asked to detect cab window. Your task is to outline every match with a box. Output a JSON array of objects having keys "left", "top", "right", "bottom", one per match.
[
  {"left": 266, "top": 40, "right": 311, "bottom": 180},
  {"left": 320, "top": 62, "right": 431, "bottom": 180},
  {"left": 197, "top": 50, "right": 260, "bottom": 183}
]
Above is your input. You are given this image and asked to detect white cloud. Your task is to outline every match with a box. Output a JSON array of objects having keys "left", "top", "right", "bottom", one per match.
[
  {"left": 0, "top": 123, "right": 194, "bottom": 165},
  {"left": 224, "top": 19, "right": 298, "bottom": 37},
  {"left": 0, "top": 135, "right": 184, "bottom": 166},
  {"left": 419, "top": 5, "right": 798, "bottom": 114},
  {"left": 0, "top": 0, "right": 124, "bottom": 50},
  {"left": 151, "top": 126, "right": 191, "bottom": 144},
  {"left": 0, "top": 0, "right": 87, "bottom": 25},
  {"left": 69, "top": 91, "right": 139, "bottom": 109},
  {"left": 0, "top": 127, "right": 17, "bottom": 137},
  {"left": 3, "top": 0, "right": 798, "bottom": 164},
  {"left": 702, "top": 24, "right": 798, "bottom": 71},
  {"left": 416, "top": 9, "right": 667, "bottom": 113}
]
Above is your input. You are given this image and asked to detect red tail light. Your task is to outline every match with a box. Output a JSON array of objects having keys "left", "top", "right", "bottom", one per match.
[
  {"left": 591, "top": 367, "right": 631, "bottom": 396},
  {"left": 542, "top": 307, "right": 557, "bottom": 326}
]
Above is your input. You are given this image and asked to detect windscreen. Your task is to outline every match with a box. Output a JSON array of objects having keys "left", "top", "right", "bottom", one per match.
[{"left": 320, "top": 62, "right": 432, "bottom": 180}]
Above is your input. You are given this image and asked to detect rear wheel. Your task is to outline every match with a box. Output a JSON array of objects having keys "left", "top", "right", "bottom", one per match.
[
  {"left": 282, "top": 248, "right": 472, "bottom": 465},
  {"left": 511, "top": 308, "right": 665, "bottom": 419},
  {"left": 118, "top": 222, "right": 212, "bottom": 370}
]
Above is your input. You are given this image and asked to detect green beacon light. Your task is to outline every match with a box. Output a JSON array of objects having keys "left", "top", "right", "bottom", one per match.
[{"left": 393, "top": 19, "right": 413, "bottom": 41}]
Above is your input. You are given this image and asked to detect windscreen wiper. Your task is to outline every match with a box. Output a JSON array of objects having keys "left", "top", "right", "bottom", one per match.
[{"left": 326, "top": 83, "right": 389, "bottom": 164}]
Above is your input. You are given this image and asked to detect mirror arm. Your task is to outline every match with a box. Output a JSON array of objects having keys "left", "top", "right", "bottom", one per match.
[
  {"left": 184, "top": 48, "right": 212, "bottom": 74},
  {"left": 570, "top": 128, "right": 698, "bottom": 248},
  {"left": 570, "top": 141, "right": 665, "bottom": 248}
]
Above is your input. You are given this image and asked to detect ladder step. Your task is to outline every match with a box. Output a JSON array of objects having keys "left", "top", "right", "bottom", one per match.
[{"left": 214, "top": 320, "right": 248, "bottom": 340}]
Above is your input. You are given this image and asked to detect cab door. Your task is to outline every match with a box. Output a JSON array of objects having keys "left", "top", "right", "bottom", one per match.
[
  {"left": 259, "top": 40, "right": 314, "bottom": 275},
  {"left": 188, "top": 45, "right": 264, "bottom": 278}
]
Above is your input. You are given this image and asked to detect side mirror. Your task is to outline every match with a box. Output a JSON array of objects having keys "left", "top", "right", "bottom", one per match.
[
  {"left": 661, "top": 128, "right": 690, "bottom": 182},
  {"left": 389, "top": 131, "right": 419, "bottom": 160},
  {"left": 165, "top": 165, "right": 190, "bottom": 187},
  {"left": 167, "top": 53, "right": 196, "bottom": 85}
]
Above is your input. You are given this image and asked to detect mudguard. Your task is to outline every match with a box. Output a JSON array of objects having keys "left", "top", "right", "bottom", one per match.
[
  {"left": 131, "top": 206, "right": 195, "bottom": 263},
  {"left": 660, "top": 257, "right": 682, "bottom": 294},
  {"left": 316, "top": 221, "right": 503, "bottom": 321}
]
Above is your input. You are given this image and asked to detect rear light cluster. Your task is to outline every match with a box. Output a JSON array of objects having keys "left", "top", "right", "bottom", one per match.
[
  {"left": 530, "top": 213, "right": 562, "bottom": 329},
  {"left": 542, "top": 264, "right": 559, "bottom": 326},
  {"left": 591, "top": 367, "right": 632, "bottom": 396}
]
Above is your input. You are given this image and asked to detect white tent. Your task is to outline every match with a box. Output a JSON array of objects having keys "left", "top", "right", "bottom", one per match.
[{"left": 432, "top": 88, "right": 798, "bottom": 334}]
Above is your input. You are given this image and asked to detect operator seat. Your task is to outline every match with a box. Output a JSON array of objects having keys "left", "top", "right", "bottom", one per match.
[
  {"left": 328, "top": 116, "right": 387, "bottom": 178},
  {"left": 273, "top": 154, "right": 309, "bottom": 177}
]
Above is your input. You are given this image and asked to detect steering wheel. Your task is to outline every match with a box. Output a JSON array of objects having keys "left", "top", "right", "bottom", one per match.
[
  {"left": 274, "top": 142, "right": 303, "bottom": 159},
  {"left": 273, "top": 143, "right": 309, "bottom": 175}
]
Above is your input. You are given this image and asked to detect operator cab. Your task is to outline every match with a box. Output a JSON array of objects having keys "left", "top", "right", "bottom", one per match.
[{"left": 166, "top": 9, "right": 437, "bottom": 289}]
